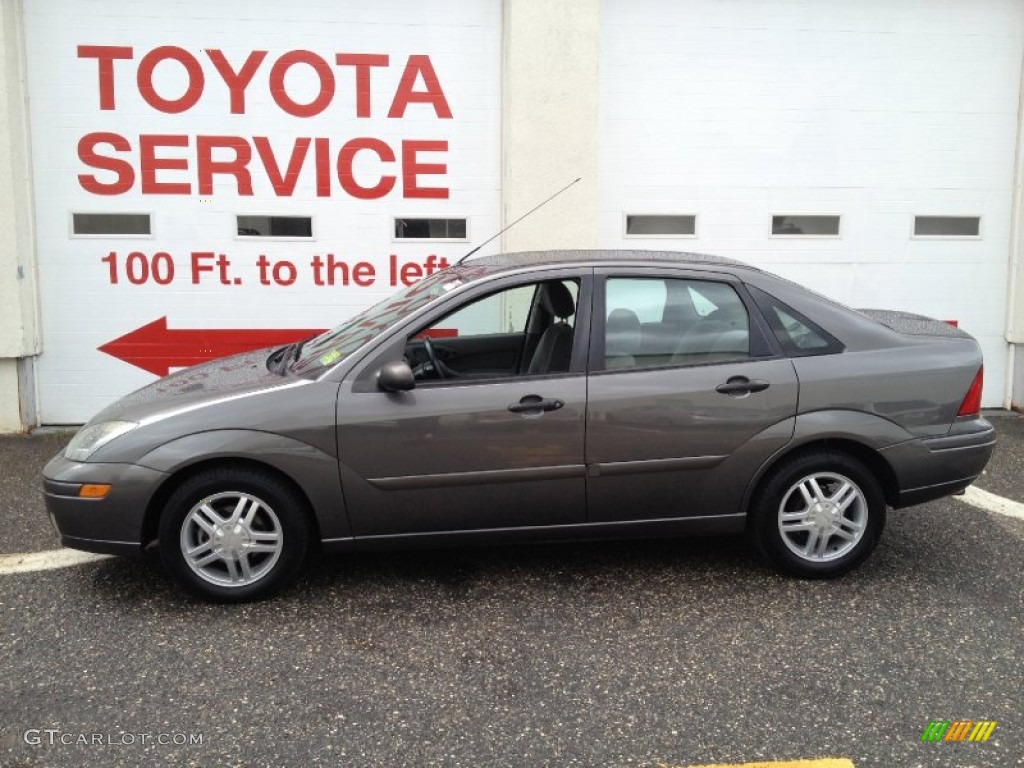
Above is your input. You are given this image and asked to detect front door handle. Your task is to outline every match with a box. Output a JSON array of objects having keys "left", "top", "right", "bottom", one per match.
[
  {"left": 508, "top": 395, "right": 565, "bottom": 414},
  {"left": 715, "top": 376, "right": 770, "bottom": 397}
]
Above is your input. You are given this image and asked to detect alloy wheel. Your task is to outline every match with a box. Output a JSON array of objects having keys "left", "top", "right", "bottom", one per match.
[
  {"left": 776, "top": 472, "right": 868, "bottom": 563},
  {"left": 179, "top": 491, "right": 283, "bottom": 587}
]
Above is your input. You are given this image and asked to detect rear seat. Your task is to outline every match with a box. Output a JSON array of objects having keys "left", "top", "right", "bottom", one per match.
[
  {"left": 638, "top": 322, "right": 682, "bottom": 366},
  {"left": 610, "top": 317, "right": 749, "bottom": 369}
]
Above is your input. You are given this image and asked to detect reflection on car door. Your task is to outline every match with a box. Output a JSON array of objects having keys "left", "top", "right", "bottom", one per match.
[
  {"left": 336, "top": 272, "right": 591, "bottom": 538},
  {"left": 586, "top": 270, "right": 798, "bottom": 523}
]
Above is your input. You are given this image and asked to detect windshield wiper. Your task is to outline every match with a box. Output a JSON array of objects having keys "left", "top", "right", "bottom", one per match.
[
  {"left": 266, "top": 342, "right": 297, "bottom": 375},
  {"left": 282, "top": 339, "right": 308, "bottom": 373}
]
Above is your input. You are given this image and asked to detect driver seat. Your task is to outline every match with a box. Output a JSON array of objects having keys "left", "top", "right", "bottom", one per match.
[{"left": 526, "top": 282, "right": 576, "bottom": 374}]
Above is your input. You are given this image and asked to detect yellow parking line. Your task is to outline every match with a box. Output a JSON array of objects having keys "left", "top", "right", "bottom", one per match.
[{"left": 663, "top": 760, "right": 854, "bottom": 768}]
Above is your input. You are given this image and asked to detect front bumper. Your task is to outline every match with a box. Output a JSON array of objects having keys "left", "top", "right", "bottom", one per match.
[
  {"left": 43, "top": 453, "right": 168, "bottom": 557},
  {"left": 882, "top": 417, "right": 996, "bottom": 508}
]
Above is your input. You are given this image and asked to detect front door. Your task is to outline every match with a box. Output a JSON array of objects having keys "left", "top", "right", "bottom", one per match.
[
  {"left": 337, "top": 272, "right": 591, "bottom": 537},
  {"left": 586, "top": 270, "right": 798, "bottom": 522}
]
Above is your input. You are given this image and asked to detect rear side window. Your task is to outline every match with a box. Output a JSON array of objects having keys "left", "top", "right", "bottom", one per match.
[
  {"left": 747, "top": 285, "right": 843, "bottom": 357},
  {"left": 606, "top": 279, "right": 666, "bottom": 323},
  {"left": 602, "top": 277, "right": 751, "bottom": 370}
]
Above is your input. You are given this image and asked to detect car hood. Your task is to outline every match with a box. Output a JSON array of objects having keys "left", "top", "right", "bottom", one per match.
[{"left": 88, "top": 347, "right": 297, "bottom": 425}]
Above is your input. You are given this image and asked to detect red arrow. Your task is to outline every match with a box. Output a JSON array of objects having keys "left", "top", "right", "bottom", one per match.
[{"left": 98, "top": 317, "right": 324, "bottom": 376}]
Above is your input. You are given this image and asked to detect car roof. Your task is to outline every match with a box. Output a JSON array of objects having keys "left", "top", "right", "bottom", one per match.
[{"left": 455, "top": 249, "right": 760, "bottom": 276}]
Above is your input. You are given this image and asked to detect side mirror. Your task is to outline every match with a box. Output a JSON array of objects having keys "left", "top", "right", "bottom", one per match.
[{"left": 377, "top": 361, "right": 415, "bottom": 393}]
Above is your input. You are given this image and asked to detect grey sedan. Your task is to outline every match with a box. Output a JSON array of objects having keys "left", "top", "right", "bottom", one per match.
[{"left": 43, "top": 251, "right": 995, "bottom": 601}]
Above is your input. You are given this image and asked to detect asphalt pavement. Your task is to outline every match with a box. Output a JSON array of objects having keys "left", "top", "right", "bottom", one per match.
[{"left": 1, "top": 414, "right": 1021, "bottom": 767}]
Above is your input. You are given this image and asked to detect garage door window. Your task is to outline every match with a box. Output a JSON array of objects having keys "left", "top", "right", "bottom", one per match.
[
  {"left": 624, "top": 214, "right": 697, "bottom": 237},
  {"left": 603, "top": 277, "right": 750, "bottom": 370},
  {"left": 771, "top": 215, "right": 841, "bottom": 237},
  {"left": 237, "top": 215, "right": 313, "bottom": 238},
  {"left": 395, "top": 218, "right": 468, "bottom": 241},
  {"left": 913, "top": 216, "right": 981, "bottom": 238},
  {"left": 71, "top": 213, "right": 151, "bottom": 236}
]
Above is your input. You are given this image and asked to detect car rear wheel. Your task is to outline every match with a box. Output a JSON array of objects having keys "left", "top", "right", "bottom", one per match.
[
  {"left": 158, "top": 467, "right": 311, "bottom": 602},
  {"left": 750, "top": 451, "right": 885, "bottom": 578}
]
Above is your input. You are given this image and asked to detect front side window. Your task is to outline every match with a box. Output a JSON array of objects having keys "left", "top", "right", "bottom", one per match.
[
  {"left": 407, "top": 279, "right": 580, "bottom": 382},
  {"left": 426, "top": 284, "right": 540, "bottom": 338},
  {"left": 603, "top": 277, "right": 750, "bottom": 370}
]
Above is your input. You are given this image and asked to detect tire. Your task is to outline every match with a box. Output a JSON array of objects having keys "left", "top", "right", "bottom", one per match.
[
  {"left": 749, "top": 450, "right": 886, "bottom": 578},
  {"left": 158, "top": 467, "right": 311, "bottom": 602}
]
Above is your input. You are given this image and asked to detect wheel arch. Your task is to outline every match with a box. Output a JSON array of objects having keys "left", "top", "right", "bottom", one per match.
[
  {"left": 742, "top": 436, "right": 901, "bottom": 516},
  {"left": 141, "top": 456, "right": 324, "bottom": 552},
  {"left": 135, "top": 428, "right": 349, "bottom": 544}
]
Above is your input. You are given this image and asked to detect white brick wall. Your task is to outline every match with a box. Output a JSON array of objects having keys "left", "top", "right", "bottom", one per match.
[{"left": 598, "top": 0, "right": 1024, "bottom": 406}]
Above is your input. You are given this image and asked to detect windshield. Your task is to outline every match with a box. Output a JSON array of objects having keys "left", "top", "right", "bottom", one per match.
[{"left": 289, "top": 270, "right": 466, "bottom": 377}]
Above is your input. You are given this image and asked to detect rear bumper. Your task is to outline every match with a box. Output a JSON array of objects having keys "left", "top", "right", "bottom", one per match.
[
  {"left": 42, "top": 453, "right": 166, "bottom": 558},
  {"left": 882, "top": 418, "right": 996, "bottom": 508}
]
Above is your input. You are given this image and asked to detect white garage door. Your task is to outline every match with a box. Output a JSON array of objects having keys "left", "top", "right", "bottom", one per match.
[
  {"left": 598, "top": 0, "right": 1024, "bottom": 406},
  {"left": 23, "top": 0, "right": 501, "bottom": 424}
]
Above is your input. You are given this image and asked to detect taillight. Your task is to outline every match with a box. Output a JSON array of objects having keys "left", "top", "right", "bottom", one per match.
[{"left": 957, "top": 366, "right": 983, "bottom": 417}]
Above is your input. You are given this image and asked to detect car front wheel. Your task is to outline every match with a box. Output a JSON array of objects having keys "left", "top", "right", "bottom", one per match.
[
  {"left": 158, "top": 468, "right": 311, "bottom": 601},
  {"left": 750, "top": 451, "right": 886, "bottom": 578}
]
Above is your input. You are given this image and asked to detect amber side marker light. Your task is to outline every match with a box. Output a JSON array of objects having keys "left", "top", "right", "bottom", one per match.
[
  {"left": 957, "top": 366, "right": 984, "bottom": 417},
  {"left": 78, "top": 484, "right": 112, "bottom": 499}
]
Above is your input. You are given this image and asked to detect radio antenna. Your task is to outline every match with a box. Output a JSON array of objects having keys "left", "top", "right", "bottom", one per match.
[{"left": 455, "top": 177, "right": 581, "bottom": 266}]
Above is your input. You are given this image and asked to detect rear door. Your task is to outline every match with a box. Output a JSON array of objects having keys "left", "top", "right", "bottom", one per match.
[{"left": 586, "top": 267, "right": 798, "bottom": 522}]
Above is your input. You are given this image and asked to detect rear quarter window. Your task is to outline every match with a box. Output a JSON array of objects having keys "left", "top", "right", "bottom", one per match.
[{"left": 747, "top": 285, "right": 844, "bottom": 357}]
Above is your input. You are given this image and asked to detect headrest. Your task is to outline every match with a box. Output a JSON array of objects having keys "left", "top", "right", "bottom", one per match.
[
  {"left": 606, "top": 308, "right": 641, "bottom": 337},
  {"left": 539, "top": 281, "right": 575, "bottom": 319}
]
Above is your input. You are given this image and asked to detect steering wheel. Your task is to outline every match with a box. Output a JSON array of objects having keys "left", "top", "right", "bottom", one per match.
[{"left": 421, "top": 337, "right": 447, "bottom": 380}]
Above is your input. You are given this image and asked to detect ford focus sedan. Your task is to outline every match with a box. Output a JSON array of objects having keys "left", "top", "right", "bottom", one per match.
[{"left": 43, "top": 251, "right": 995, "bottom": 601}]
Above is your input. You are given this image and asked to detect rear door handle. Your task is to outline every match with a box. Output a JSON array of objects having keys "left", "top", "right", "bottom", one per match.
[
  {"left": 508, "top": 395, "right": 565, "bottom": 414},
  {"left": 715, "top": 376, "right": 770, "bottom": 397}
]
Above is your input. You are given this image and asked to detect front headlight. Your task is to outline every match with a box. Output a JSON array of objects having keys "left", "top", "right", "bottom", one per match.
[{"left": 64, "top": 421, "right": 138, "bottom": 462}]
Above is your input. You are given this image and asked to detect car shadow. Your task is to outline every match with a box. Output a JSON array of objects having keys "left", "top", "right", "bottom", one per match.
[
  {"left": 72, "top": 499, "right": 1022, "bottom": 616},
  {"left": 75, "top": 533, "right": 767, "bottom": 608},
  {"left": 304, "top": 534, "right": 761, "bottom": 594}
]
